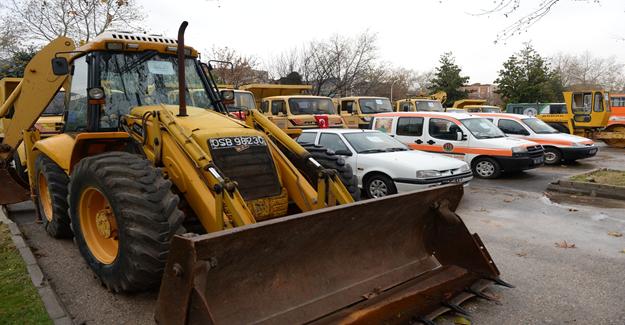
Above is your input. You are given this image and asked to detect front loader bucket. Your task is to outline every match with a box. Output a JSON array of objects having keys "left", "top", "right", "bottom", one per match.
[
  {"left": 0, "top": 166, "right": 30, "bottom": 205},
  {"left": 155, "top": 184, "right": 505, "bottom": 325}
]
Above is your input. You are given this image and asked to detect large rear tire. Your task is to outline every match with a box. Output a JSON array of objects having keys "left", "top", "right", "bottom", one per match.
[
  {"left": 68, "top": 152, "right": 184, "bottom": 292},
  {"left": 303, "top": 145, "right": 360, "bottom": 201},
  {"left": 34, "top": 155, "right": 72, "bottom": 238}
]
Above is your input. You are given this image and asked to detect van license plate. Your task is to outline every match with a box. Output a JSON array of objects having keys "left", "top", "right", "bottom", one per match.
[
  {"left": 589, "top": 148, "right": 597, "bottom": 154},
  {"left": 533, "top": 157, "right": 543, "bottom": 164}
]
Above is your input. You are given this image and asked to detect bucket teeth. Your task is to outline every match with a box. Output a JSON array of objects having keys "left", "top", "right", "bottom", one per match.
[
  {"left": 465, "top": 287, "right": 495, "bottom": 301},
  {"left": 411, "top": 316, "right": 436, "bottom": 325},
  {"left": 442, "top": 302, "right": 471, "bottom": 317},
  {"left": 490, "top": 277, "right": 515, "bottom": 288}
]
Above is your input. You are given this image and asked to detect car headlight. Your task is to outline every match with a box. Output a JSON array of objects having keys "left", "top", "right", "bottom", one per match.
[
  {"left": 362, "top": 117, "right": 372, "bottom": 122},
  {"left": 417, "top": 170, "right": 441, "bottom": 179},
  {"left": 458, "top": 164, "right": 470, "bottom": 173},
  {"left": 511, "top": 146, "right": 527, "bottom": 153},
  {"left": 572, "top": 142, "right": 586, "bottom": 147}
]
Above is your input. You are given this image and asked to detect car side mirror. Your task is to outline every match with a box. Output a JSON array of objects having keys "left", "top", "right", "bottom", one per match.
[
  {"left": 334, "top": 149, "right": 352, "bottom": 156},
  {"left": 220, "top": 90, "right": 235, "bottom": 105},
  {"left": 51, "top": 57, "right": 69, "bottom": 75}
]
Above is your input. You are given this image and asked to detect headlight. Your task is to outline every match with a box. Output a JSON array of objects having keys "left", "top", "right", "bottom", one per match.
[
  {"left": 416, "top": 170, "right": 441, "bottom": 179},
  {"left": 511, "top": 146, "right": 527, "bottom": 153},
  {"left": 362, "top": 117, "right": 372, "bottom": 122},
  {"left": 572, "top": 142, "right": 586, "bottom": 147},
  {"left": 88, "top": 87, "right": 105, "bottom": 100},
  {"left": 458, "top": 164, "right": 470, "bottom": 173}
]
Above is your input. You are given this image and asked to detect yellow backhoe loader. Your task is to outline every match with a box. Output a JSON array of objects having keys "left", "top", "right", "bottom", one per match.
[{"left": 0, "top": 22, "right": 508, "bottom": 324}]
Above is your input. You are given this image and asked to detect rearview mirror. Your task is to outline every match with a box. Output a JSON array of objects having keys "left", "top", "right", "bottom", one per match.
[
  {"left": 220, "top": 90, "right": 235, "bottom": 105},
  {"left": 51, "top": 57, "right": 69, "bottom": 75},
  {"left": 334, "top": 149, "right": 352, "bottom": 156}
]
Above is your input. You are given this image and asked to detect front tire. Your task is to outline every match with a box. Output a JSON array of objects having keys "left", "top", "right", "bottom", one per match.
[
  {"left": 364, "top": 174, "right": 396, "bottom": 198},
  {"left": 472, "top": 157, "right": 501, "bottom": 179},
  {"left": 69, "top": 152, "right": 184, "bottom": 292},
  {"left": 543, "top": 147, "right": 562, "bottom": 165},
  {"left": 34, "top": 155, "right": 72, "bottom": 238}
]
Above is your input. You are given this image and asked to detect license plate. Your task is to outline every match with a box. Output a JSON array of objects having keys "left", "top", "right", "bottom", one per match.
[
  {"left": 442, "top": 178, "right": 463, "bottom": 184},
  {"left": 209, "top": 136, "right": 267, "bottom": 149},
  {"left": 533, "top": 157, "right": 544, "bottom": 164},
  {"left": 589, "top": 148, "right": 597, "bottom": 154}
]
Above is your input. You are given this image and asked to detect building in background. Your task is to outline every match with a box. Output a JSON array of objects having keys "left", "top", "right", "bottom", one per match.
[{"left": 461, "top": 83, "right": 503, "bottom": 106}]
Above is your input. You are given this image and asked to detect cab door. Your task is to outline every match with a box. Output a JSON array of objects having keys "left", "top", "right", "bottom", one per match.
[
  {"left": 269, "top": 99, "right": 289, "bottom": 129},
  {"left": 340, "top": 100, "right": 359, "bottom": 128},
  {"left": 422, "top": 117, "right": 470, "bottom": 161}
]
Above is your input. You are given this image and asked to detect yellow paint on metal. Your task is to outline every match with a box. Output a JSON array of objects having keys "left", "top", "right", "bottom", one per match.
[
  {"left": 79, "top": 187, "right": 118, "bottom": 265},
  {"left": 33, "top": 134, "right": 75, "bottom": 172}
]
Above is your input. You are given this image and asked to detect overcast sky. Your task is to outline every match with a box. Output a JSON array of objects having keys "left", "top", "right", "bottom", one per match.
[{"left": 138, "top": 0, "right": 625, "bottom": 84}]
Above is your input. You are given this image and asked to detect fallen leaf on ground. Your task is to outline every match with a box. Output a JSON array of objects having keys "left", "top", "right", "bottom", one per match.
[
  {"left": 555, "top": 241, "right": 576, "bottom": 249},
  {"left": 503, "top": 198, "right": 513, "bottom": 203},
  {"left": 516, "top": 252, "right": 527, "bottom": 257},
  {"left": 454, "top": 316, "right": 472, "bottom": 325},
  {"left": 608, "top": 231, "right": 623, "bottom": 237},
  {"left": 568, "top": 208, "right": 578, "bottom": 212}
]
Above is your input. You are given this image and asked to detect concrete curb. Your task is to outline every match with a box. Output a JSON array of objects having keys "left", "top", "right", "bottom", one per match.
[
  {"left": 547, "top": 168, "right": 625, "bottom": 201},
  {"left": 0, "top": 205, "right": 73, "bottom": 325}
]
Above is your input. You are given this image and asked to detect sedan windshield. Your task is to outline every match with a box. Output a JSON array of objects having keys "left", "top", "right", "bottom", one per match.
[
  {"left": 416, "top": 100, "right": 444, "bottom": 112},
  {"left": 343, "top": 132, "right": 408, "bottom": 153},
  {"left": 524, "top": 117, "right": 559, "bottom": 134},
  {"left": 460, "top": 118, "right": 505, "bottom": 139},
  {"left": 358, "top": 98, "right": 393, "bottom": 114},
  {"left": 288, "top": 98, "right": 336, "bottom": 115}
]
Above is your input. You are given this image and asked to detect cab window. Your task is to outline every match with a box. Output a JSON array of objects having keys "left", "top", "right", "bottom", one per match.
[
  {"left": 593, "top": 93, "right": 604, "bottom": 112},
  {"left": 396, "top": 117, "right": 423, "bottom": 136},
  {"left": 429, "top": 118, "right": 462, "bottom": 141},
  {"left": 319, "top": 133, "right": 349, "bottom": 153},
  {"left": 572, "top": 93, "right": 592, "bottom": 114},
  {"left": 400, "top": 101, "right": 412, "bottom": 112},
  {"left": 261, "top": 100, "right": 269, "bottom": 113},
  {"left": 271, "top": 100, "right": 286, "bottom": 115},
  {"left": 296, "top": 132, "right": 317, "bottom": 145},
  {"left": 65, "top": 56, "right": 89, "bottom": 132},
  {"left": 498, "top": 119, "right": 529, "bottom": 135},
  {"left": 341, "top": 100, "right": 354, "bottom": 114}
]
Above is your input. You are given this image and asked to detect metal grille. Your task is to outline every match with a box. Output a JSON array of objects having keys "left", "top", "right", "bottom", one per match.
[
  {"left": 209, "top": 145, "right": 282, "bottom": 201},
  {"left": 527, "top": 145, "right": 544, "bottom": 158}
]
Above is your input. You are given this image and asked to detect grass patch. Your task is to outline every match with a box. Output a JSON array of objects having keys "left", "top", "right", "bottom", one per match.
[
  {"left": 570, "top": 169, "right": 625, "bottom": 187},
  {"left": 0, "top": 223, "right": 52, "bottom": 324}
]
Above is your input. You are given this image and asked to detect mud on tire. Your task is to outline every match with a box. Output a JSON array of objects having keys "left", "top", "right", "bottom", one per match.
[
  {"left": 303, "top": 145, "right": 360, "bottom": 201},
  {"left": 68, "top": 152, "right": 184, "bottom": 292},
  {"left": 34, "top": 155, "right": 72, "bottom": 238}
]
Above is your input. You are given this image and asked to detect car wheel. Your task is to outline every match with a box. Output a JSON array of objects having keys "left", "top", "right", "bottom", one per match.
[
  {"left": 472, "top": 157, "right": 501, "bottom": 179},
  {"left": 365, "top": 174, "right": 396, "bottom": 198},
  {"left": 543, "top": 147, "right": 562, "bottom": 165}
]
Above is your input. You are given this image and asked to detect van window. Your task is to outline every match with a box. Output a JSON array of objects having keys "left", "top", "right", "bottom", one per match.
[
  {"left": 271, "top": 100, "right": 286, "bottom": 115},
  {"left": 498, "top": 119, "right": 529, "bottom": 135},
  {"left": 296, "top": 132, "right": 317, "bottom": 145},
  {"left": 373, "top": 117, "right": 393, "bottom": 133},
  {"left": 319, "top": 133, "right": 349, "bottom": 153},
  {"left": 429, "top": 118, "right": 462, "bottom": 141},
  {"left": 396, "top": 117, "right": 423, "bottom": 136}
]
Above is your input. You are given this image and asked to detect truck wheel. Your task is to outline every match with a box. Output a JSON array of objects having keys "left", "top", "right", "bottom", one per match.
[
  {"left": 303, "top": 145, "right": 360, "bottom": 201},
  {"left": 543, "top": 147, "right": 562, "bottom": 165},
  {"left": 472, "top": 157, "right": 501, "bottom": 179},
  {"left": 364, "top": 174, "right": 396, "bottom": 198},
  {"left": 34, "top": 155, "right": 72, "bottom": 238},
  {"left": 68, "top": 152, "right": 184, "bottom": 292}
]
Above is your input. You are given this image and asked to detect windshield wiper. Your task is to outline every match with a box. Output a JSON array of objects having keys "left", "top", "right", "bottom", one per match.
[
  {"left": 359, "top": 149, "right": 387, "bottom": 153},
  {"left": 119, "top": 50, "right": 158, "bottom": 74}
]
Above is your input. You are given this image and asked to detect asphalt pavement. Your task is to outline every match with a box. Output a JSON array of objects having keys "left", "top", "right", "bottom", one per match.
[{"left": 6, "top": 145, "right": 625, "bottom": 324}]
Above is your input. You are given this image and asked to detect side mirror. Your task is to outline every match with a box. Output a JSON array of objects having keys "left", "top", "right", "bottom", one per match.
[
  {"left": 334, "top": 149, "right": 352, "bottom": 156},
  {"left": 220, "top": 90, "right": 235, "bottom": 106},
  {"left": 51, "top": 57, "right": 69, "bottom": 75}
]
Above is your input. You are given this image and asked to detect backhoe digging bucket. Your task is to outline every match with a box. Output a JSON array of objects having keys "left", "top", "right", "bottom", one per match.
[
  {"left": 0, "top": 165, "right": 30, "bottom": 205},
  {"left": 156, "top": 184, "right": 506, "bottom": 324}
]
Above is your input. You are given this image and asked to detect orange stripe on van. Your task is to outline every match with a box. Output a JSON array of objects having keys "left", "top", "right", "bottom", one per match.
[
  {"left": 523, "top": 138, "right": 574, "bottom": 146},
  {"left": 409, "top": 144, "right": 513, "bottom": 156}
]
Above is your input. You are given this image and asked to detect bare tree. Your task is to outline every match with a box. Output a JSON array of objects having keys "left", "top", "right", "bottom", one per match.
[
  {"left": 1, "top": 0, "right": 145, "bottom": 44},
  {"left": 208, "top": 46, "right": 268, "bottom": 87},
  {"left": 551, "top": 51, "right": 625, "bottom": 91}
]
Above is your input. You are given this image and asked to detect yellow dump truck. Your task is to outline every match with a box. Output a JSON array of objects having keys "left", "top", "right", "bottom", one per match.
[
  {"left": 533, "top": 90, "right": 625, "bottom": 147},
  {"left": 452, "top": 99, "right": 502, "bottom": 113},
  {"left": 336, "top": 96, "right": 394, "bottom": 129},
  {"left": 0, "top": 22, "right": 508, "bottom": 324}
]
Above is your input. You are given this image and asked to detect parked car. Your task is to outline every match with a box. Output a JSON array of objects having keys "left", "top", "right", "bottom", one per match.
[
  {"left": 475, "top": 113, "right": 598, "bottom": 165},
  {"left": 372, "top": 112, "right": 545, "bottom": 179},
  {"left": 296, "top": 129, "right": 472, "bottom": 198}
]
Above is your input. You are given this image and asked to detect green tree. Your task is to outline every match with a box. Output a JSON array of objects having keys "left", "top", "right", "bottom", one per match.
[
  {"left": 428, "top": 52, "right": 469, "bottom": 106},
  {"left": 495, "top": 43, "right": 563, "bottom": 104},
  {"left": 0, "top": 48, "right": 36, "bottom": 79}
]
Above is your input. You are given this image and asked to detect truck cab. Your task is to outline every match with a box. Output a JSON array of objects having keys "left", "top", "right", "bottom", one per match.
[
  {"left": 395, "top": 98, "right": 445, "bottom": 112},
  {"left": 452, "top": 99, "right": 501, "bottom": 113},
  {"left": 372, "top": 112, "right": 544, "bottom": 178},
  {"left": 259, "top": 95, "right": 345, "bottom": 132},
  {"left": 336, "top": 96, "right": 393, "bottom": 129}
]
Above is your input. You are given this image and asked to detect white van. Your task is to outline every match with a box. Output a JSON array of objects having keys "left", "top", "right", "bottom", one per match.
[
  {"left": 475, "top": 113, "right": 598, "bottom": 165},
  {"left": 372, "top": 112, "right": 545, "bottom": 178}
]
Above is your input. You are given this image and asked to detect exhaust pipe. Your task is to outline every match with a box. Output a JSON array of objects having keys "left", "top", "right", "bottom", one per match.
[{"left": 177, "top": 21, "right": 188, "bottom": 117}]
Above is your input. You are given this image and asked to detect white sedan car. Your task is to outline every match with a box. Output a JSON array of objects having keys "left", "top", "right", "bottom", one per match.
[{"left": 297, "top": 129, "right": 473, "bottom": 198}]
